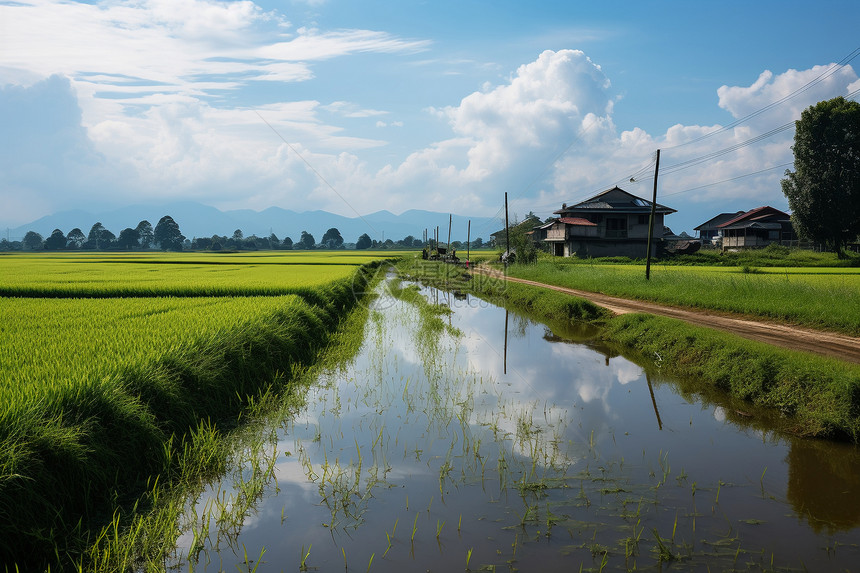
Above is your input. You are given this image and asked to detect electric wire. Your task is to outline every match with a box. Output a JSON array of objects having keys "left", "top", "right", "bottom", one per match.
[
  {"left": 255, "top": 110, "right": 378, "bottom": 234},
  {"left": 664, "top": 45, "right": 860, "bottom": 150},
  {"left": 660, "top": 163, "right": 794, "bottom": 198}
]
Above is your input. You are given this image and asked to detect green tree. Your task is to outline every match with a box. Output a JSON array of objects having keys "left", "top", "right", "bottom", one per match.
[
  {"left": 298, "top": 231, "right": 315, "bottom": 249},
  {"left": 66, "top": 228, "right": 85, "bottom": 249},
  {"left": 101, "top": 229, "right": 117, "bottom": 249},
  {"left": 321, "top": 227, "right": 343, "bottom": 249},
  {"left": 356, "top": 233, "right": 372, "bottom": 249},
  {"left": 44, "top": 229, "right": 67, "bottom": 250},
  {"left": 117, "top": 227, "right": 140, "bottom": 250},
  {"left": 154, "top": 215, "right": 185, "bottom": 251},
  {"left": 67, "top": 228, "right": 86, "bottom": 249},
  {"left": 193, "top": 236, "right": 212, "bottom": 250},
  {"left": 781, "top": 96, "right": 860, "bottom": 257},
  {"left": 86, "top": 222, "right": 107, "bottom": 249},
  {"left": 282, "top": 236, "right": 293, "bottom": 250},
  {"left": 23, "top": 231, "right": 43, "bottom": 251},
  {"left": 135, "top": 220, "right": 154, "bottom": 249}
]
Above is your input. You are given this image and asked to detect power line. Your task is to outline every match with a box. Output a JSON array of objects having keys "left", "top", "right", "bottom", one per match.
[
  {"left": 659, "top": 122, "right": 795, "bottom": 176},
  {"left": 660, "top": 162, "right": 794, "bottom": 198},
  {"left": 664, "top": 45, "right": 860, "bottom": 150},
  {"left": 254, "top": 110, "right": 378, "bottom": 235}
]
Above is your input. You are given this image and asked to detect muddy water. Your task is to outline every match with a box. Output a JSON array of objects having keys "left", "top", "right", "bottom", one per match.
[{"left": 170, "top": 280, "right": 860, "bottom": 571}]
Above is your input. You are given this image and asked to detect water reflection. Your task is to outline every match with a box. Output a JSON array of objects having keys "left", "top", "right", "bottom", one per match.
[
  {"left": 169, "top": 279, "right": 860, "bottom": 571},
  {"left": 787, "top": 439, "right": 860, "bottom": 533}
]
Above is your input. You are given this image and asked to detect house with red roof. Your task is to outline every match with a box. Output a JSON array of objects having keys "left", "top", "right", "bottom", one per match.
[
  {"left": 545, "top": 187, "right": 676, "bottom": 257},
  {"left": 715, "top": 206, "right": 797, "bottom": 249}
]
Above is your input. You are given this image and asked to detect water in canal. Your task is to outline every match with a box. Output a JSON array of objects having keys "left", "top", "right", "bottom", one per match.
[{"left": 170, "top": 278, "right": 860, "bottom": 571}]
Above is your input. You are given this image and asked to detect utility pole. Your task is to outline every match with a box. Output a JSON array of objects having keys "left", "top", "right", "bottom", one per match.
[
  {"left": 504, "top": 192, "right": 510, "bottom": 261},
  {"left": 645, "top": 149, "right": 660, "bottom": 280},
  {"left": 466, "top": 219, "right": 471, "bottom": 265},
  {"left": 447, "top": 214, "right": 452, "bottom": 258}
]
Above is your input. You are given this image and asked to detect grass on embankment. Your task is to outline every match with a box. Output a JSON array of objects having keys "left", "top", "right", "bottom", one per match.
[
  {"left": 0, "top": 262, "right": 385, "bottom": 570},
  {"left": 502, "top": 259, "right": 860, "bottom": 336},
  {"left": 398, "top": 259, "right": 860, "bottom": 442}
]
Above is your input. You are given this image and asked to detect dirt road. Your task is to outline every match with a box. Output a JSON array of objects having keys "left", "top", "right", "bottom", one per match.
[{"left": 473, "top": 267, "right": 860, "bottom": 365}]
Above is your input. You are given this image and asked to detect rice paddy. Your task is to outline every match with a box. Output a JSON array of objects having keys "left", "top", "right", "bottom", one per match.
[
  {"left": 0, "top": 251, "right": 392, "bottom": 569},
  {"left": 5, "top": 249, "right": 860, "bottom": 570},
  {"left": 161, "top": 277, "right": 860, "bottom": 571},
  {"left": 0, "top": 251, "right": 387, "bottom": 297}
]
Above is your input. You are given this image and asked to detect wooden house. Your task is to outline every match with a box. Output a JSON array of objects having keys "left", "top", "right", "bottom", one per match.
[
  {"left": 716, "top": 206, "right": 796, "bottom": 249},
  {"left": 545, "top": 187, "right": 675, "bottom": 258},
  {"left": 694, "top": 211, "right": 745, "bottom": 244}
]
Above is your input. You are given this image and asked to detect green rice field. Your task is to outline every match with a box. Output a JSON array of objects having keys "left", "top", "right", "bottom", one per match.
[
  {"left": 0, "top": 251, "right": 387, "bottom": 297},
  {"left": 505, "top": 259, "right": 860, "bottom": 335},
  {"left": 0, "top": 251, "right": 394, "bottom": 569}
]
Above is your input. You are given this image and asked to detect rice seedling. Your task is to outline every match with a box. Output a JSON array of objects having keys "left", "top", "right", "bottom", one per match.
[{"left": 0, "top": 254, "right": 391, "bottom": 569}]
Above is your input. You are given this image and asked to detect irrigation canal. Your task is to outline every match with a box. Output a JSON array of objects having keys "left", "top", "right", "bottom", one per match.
[{"left": 167, "top": 277, "right": 860, "bottom": 571}]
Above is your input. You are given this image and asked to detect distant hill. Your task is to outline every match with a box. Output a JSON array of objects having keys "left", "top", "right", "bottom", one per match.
[{"left": 6, "top": 202, "right": 499, "bottom": 244}]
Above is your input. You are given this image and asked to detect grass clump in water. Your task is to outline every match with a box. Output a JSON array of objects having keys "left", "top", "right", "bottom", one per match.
[{"left": 0, "top": 261, "right": 389, "bottom": 570}]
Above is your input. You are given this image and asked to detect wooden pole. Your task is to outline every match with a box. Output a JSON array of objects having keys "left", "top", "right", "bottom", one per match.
[
  {"left": 447, "top": 213, "right": 452, "bottom": 258},
  {"left": 645, "top": 149, "right": 660, "bottom": 280},
  {"left": 504, "top": 192, "right": 510, "bottom": 260},
  {"left": 466, "top": 219, "right": 471, "bottom": 265}
]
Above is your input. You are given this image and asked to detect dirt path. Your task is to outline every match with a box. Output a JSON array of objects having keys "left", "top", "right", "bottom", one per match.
[{"left": 473, "top": 266, "right": 860, "bottom": 365}]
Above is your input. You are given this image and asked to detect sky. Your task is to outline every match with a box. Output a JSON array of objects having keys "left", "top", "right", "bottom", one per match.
[{"left": 1, "top": 0, "right": 859, "bottom": 236}]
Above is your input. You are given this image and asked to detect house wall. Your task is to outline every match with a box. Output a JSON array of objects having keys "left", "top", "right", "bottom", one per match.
[
  {"left": 546, "top": 226, "right": 566, "bottom": 241},
  {"left": 566, "top": 238, "right": 659, "bottom": 258},
  {"left": 567, "top": 226, "right": 598, "bottom": 238}
]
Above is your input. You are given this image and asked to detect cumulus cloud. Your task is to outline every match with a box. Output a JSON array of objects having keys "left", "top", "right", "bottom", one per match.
[{"left": 2, "top": 0, "right": 859, "bottom": 235}]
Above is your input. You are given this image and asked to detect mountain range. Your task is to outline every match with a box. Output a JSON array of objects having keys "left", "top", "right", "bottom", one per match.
[{"left": 5, "top": 202, "right": 502, "bottom": 245}]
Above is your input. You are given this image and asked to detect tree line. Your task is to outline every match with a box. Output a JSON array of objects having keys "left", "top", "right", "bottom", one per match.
[{"left": 1, "top": 217, "right": 488, "bottom": 252}]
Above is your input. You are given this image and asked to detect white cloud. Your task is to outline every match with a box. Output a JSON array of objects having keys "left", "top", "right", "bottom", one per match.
[
  {"left": 717, "top": 64, "right": 858, "bottom": 125},
  {"left": 2, "top": 0, "right": 859, "bottom": 237}
]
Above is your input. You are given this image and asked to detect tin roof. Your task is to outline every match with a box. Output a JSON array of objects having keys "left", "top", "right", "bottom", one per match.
[
  {"left": 717, "top": 206, "right": 790, "bottom": 228},
  {"left": 558, "top": 217, "right": 597, "bottom": 226},
  {"left": 554, "top": 187, "right": 675, "bottom": 215}
]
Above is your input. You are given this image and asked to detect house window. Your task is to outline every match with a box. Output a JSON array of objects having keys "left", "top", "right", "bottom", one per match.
[
  {"left": 605, "top": 217, "right": 627, "bottom": 238},
  {"left": 638, "top": 215, "right": 648, "bottom": 225}
]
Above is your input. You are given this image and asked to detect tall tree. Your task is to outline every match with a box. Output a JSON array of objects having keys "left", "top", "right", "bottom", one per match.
[
  {"left": 44, "top": 229, "right": 67, "bottom": 250},
  {"left": 86, "top": 222, "right": 107, "bottom": 249},
  {"left": 23, "top": 231, "right": 43, "bottom": 251},
  {"left": 154, "top": 215, "right": 185, "bottom": 251},
  {"left": 101, "top": 229, "right": 117, "bottom": 249},
  {"left": 135, "top": 220, "right": 154, "bottom": 249},
  {"left": 117, "top": 227, "right": 140, "bottom": 250},
  {"left": 321, "top": 227, "right": 344, "bottom": 249},
  {"left": 282, "top": 236, "right": 293, "bottom": 250},
  {"left": 781, "top": 96, "right": 860, "bottom": 257},
  {"left": 298, "top": 231, "right": 315, "bottom": 249},
  {"left": 356, "top": 233, "right": 372, "bottom": 250},
  {"left": 66, "top": 228, "right": 85, "bottom": 249}
]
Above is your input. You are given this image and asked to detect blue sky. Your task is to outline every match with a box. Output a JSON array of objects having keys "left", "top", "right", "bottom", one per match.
[{"left": 1, "top": 0, "right": 859, "bottom": 235}]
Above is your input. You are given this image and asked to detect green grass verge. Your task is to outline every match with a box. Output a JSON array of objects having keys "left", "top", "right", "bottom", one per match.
[
  {"left": 502, "top": 259, "right": 860, "bottom": 336},
  {"left": 397, "top": 259, "right": 860, "bottom": 442},
  {"left": 0, "top": 261, "right": 388, "bottom": 570}
]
